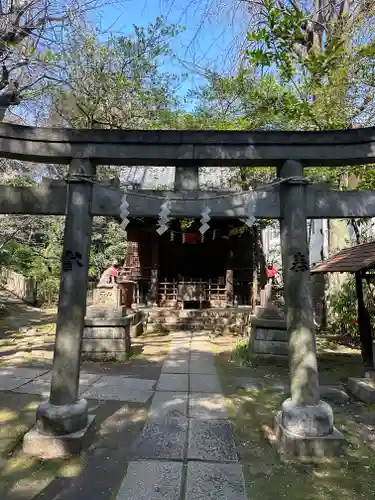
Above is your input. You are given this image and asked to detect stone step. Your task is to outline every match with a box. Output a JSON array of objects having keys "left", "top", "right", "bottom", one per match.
[
  {"left": 147, "top": 317, "right": 235, "bottom": 326},
  {"left": 146, "top": 322, "right": 241, "bottom": 333},
  {"left": 147, "top": 309, "right": 251, "bottom": 318}
]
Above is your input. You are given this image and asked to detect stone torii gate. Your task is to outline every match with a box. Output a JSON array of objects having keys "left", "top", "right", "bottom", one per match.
[{"left": 2, "top": 123, "right": 375, "bottom": 458}]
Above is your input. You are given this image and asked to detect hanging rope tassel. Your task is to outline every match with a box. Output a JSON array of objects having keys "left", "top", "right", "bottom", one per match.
[
  {"left": 243, "top": 192, "right": 258, "bottom": 228},
  {"left": 119, "top": 191, "right": 130, "bottom": 238},
  {"left": 156, "top": 200, "right": 171, "bottom": 235},
  {"left": 199, "top": 205, "right": 211, "bottom": 234}
]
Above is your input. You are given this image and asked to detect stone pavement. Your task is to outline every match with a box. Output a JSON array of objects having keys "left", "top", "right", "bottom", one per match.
[
  {"left": 0, "top": 367, "right": 157, "bottom": 403},
  {"left": 0, "top": 331, "right": 247, "bottom": 499},
  {"left": 115, "top": 331, "right": 247, "bottom": 500}
]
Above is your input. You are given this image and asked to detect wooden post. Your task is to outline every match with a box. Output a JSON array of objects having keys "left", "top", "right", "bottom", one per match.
[
  {"left": 226, "top": 250, "right": 234, "bottom": 307},
  {"left": 150, "top": 239, "right": 159, "bottom": 307},
  {"left": 355, "top": 271, "right": 374, "bottom": 372},
  {"left": 24, "top": 159, "right": 96, "bottom": 458},
  {"left": 252, "top": 226, "right": 259, "bottom": 310}
]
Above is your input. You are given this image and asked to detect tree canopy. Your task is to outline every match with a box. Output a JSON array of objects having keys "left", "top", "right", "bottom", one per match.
[{"left": 1, "top": 2, "right": 375, "bottom": 306}]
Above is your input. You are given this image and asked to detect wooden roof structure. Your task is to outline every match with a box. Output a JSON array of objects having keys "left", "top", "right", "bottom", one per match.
[{"left": 311, "top": 241, "right": 375, "bottom": 274}]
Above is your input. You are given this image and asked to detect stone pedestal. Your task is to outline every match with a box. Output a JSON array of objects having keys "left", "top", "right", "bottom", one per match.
[
  {"left": 348, "top": 377, "right": 375, "bottom": 404},
  {"left": 273, "top": 412, "right": 345, "bottom": 460},
  {"left": 83, "top": 316, "right": 132, "bottom": 361},
  {"left": 82, "top": 298, "right": 132, "bottom": 361},
  {"left": 23, "top": 416, "right": 96, "bottom": 459},
  {"left": 92, "top": 284, "right": 122, "bottom": 307},
  {"left": 249, "top": 305, "right": 288, "bottom": 357}
]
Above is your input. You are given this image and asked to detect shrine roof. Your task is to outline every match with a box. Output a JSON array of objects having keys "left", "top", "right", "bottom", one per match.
[{"left": 310, "top": 241, "right": 375, "bottom": 274}]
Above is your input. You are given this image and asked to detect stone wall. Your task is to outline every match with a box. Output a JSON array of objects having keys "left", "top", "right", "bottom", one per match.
[{"left": 0, "top": 266, "right": 36, "bottom": 304}]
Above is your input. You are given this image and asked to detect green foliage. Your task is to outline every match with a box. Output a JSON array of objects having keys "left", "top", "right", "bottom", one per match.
[
  {"left": 52, "top": 17, "right": 182, "bottom": 130},
  {"left": 90, "top": 218, "right": 128, "bottom": 279},
  {"left": 180, "top": 218, "right": 194, "bottom": 232},
  {"left": 246, "top": 1, "right": 375, "bottom": 132},
  {"left": 233, "top": 339, "right": 252, "bottom": 366},
  {"left": 328, "top": 277, "right": 375, "bottom": 346},
  {"left": 28, "top": 220, "right": 64, "bottom": 304},
  {"left": 0, "top": 242, "right": 36, "bottom": 275}
]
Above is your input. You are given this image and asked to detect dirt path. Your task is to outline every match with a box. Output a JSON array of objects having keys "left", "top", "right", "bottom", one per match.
[{"left": 0, "top": 290, "right": 57, "bottom": 367}]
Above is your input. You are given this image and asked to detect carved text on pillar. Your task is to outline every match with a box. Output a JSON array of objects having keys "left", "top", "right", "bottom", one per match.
[
  {"left": 62, "top": 250, "right": 83, "bottom": 272},
  {"left": 290, "top": 251, "right": 309, "bottom": 272}
]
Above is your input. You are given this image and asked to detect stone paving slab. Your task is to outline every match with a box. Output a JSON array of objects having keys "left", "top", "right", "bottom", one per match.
[
  {"left": 81, "top": 386, "right": 154, "bottom": 403},
  {"left": 189, "top": 393, "right": 228, "bottom": 420},
  {"left": 116, "top": 461, "right": 183, "bottom": 500},
  {"left": 79, "top": 374, "right": 156, "bottom": 402},
  {"left": 185, "top": 462, "right": 247, "bottom": 500},
  {"left": 0, "top": 376, "right": 32, "bottom": 391},
  {"left": 190, "top": 344, "right": 212, "bottom": 354},
  {"left": 189, "top": 360, "right": 217, "bottom": 375},
  {"left": 157, "top": 373, "right": 189, "bottom": 392},
  {"left": 149, "top": 392, "right": 188, "bottom": 419},
  {"left": 13, "top": 379, "right": 90, "bottom": 398},
  {"left": 167, "top": 352, "right": 190, "bottom": 361},
  {"left": 189, "top": 374, "right": 221, "bottom": 393},
  {"left": 169, "top": 339, "right": 191, "bottom": 346},
  {"left": 170, "top": 332, "right": 191, "bottom": 338},
  {"left": 188, "top": 419, "right": 238, "bottom": 462},
  {"left": 167, "top": 349, "right": 190, "bottom": 359},
  {"left": 131, "top": 417, "right": 188, "bottom": 460},
  {"left": 190, "top": 334, "right": 210, "bottom": 341},
  {"left": 190, "top": 351, "right": 215, "bottom": 360},
  {"left": 92, "top": 375, "right": 156, "bottom": 391},
  {"left": 36, "top": 371, "right": 102, "bottom": 386},
  {"left": 162, "top": 359, "right": 189, "bottom": 374},
  {"left": 166, "top": 352, "right": 190, "bottom": 361},
  {"left": 0, "top": 367, "right": 48, "bottom": 379},
  {"left": 169, "top": 340, "right": 191, "bottom": 345}
]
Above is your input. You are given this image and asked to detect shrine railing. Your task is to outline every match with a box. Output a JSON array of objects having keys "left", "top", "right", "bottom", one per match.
[
  {"left": 158, "top": 281, "right": 178, "bottom": 306},
  {"left": 207, "top": 280, "right": 227, "bottom": 306},
  {"left": 158, "top": 279, "right": 227, "bottom": 307}
]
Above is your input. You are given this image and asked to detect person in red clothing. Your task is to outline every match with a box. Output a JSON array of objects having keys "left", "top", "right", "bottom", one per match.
[{"left": 267, "top": 263, "right": 278, "bottom": 283}]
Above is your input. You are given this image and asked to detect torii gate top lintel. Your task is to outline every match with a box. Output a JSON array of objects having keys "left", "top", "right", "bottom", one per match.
[{"left": 1, "top": 122, "right": 375, "bottom": 166}]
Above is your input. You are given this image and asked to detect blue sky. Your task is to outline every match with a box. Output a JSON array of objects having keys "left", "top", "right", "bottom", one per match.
[{"left": 91, "top": 0, "right": 248, "bottom": 102}]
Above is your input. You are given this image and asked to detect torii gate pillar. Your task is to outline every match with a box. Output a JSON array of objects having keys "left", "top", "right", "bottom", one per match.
[
  {"left": 23, "top": 159, "right": 96, "bottom": 458},
  {"left": 275, "top": 160, "right": 345, "bottom": 458}
]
